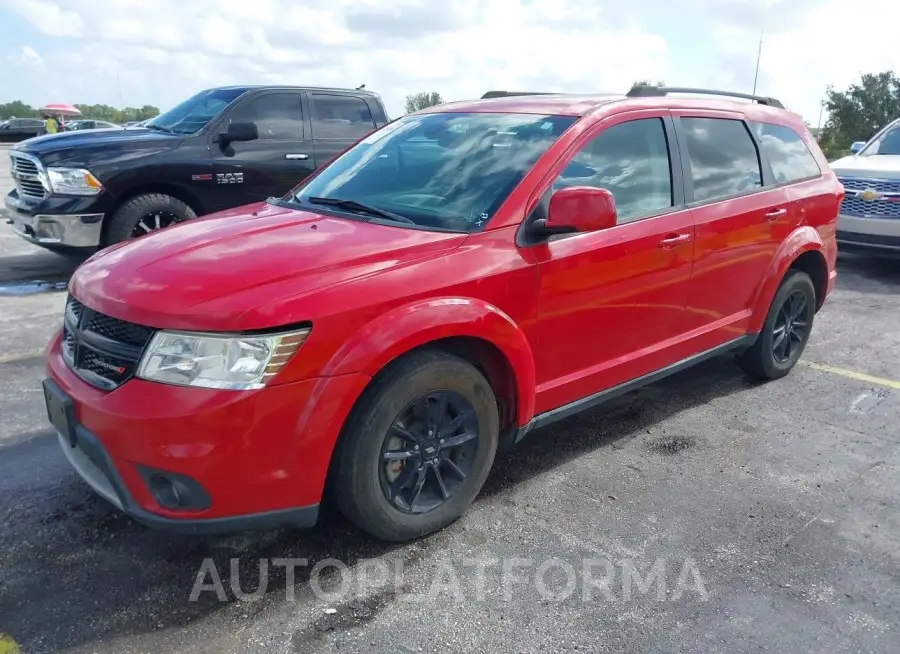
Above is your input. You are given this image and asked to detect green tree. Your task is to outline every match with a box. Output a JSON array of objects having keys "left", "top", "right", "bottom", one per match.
[
  {"left": 0, "top": 100, "right": 159, "bottom": 123},
  {"left": 818, "top": 71, "right": 900, "bottom": 160},
  {"left": 405, "top": 91, "right": 443, "bottom": 114},
  {"left": 0, "top": 100, "right": 40, "bottom": 119},
  {"left": 629, "top": 80, "right": 666, "bottom": 92}
]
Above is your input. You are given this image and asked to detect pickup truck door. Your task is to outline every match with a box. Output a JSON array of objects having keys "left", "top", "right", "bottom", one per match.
[
  {"left": 308, "top": 92, "right": 382, "bottom": 168},
  {"left": 208, "top": 91, "right": 315, "bottom": 212}
]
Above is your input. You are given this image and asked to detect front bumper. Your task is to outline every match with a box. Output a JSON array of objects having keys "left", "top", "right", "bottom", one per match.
[
  {"left": 837, "top": 213, "right": 900, "bottom": 256},
  {"left": 44, "top": 331, "right": 371, "bottom": 534},
  {"left": 4, "top": 190, "right": 105, "bottom": 249}
]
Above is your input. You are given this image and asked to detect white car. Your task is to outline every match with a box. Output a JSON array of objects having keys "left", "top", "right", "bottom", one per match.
[{"left": 830, "top": 119, "right": 900, "bottom": 256}]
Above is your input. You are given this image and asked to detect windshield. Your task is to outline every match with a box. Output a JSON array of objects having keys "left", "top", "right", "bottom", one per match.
[
  {"left": 145, "top": 88, "right": 250, "bottom": 135},
  {"left": 860, "top": 120, "right": 900, "bottom": 155},
  {"left": 289, "top": 112, "right": 577, "bottom": 231}
]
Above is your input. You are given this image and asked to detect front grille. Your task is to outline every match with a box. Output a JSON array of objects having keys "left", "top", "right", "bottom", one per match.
[
  {"left": 10, "top": 152, "right": 48, "bottom": 200},
  {"left": 62, "top": 295, "right": 156, "bottom": 390},
  {"left": 838, "top": 176, "right": 900, "bottom": 219}
]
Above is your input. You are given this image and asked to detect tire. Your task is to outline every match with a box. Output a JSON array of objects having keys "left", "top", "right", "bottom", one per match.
[
  {"left": 332, "top": 350, "right": 500, "bottom": 542},
  {"left": 105, "top": 193, "right": 196, "bottom": 245},
  {"left": 738, "top": 269, "right": 816, "bottom": 380}
]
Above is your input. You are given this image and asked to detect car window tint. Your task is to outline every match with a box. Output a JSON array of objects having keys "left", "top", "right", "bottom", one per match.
[
  {"left": 682, "top": 117, "right": 762, "bottom": 202},
  {"left": 229, "top": 93, "right": 304, "bottom": 140},
  {"left": 752, "top": 122, "right": 821, "bottom": 184},
  {"left": 311, "top": 94, "right": 376, "bottom": 140},
  {"left": 553, "top": 118, "right": 673, "bottom": 223}
]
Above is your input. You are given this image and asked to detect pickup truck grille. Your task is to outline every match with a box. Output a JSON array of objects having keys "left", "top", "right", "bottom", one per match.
[
  {"left": 838, "top": 176, "right": 900, "bottom": 219},
  {"left": 9, "top": 152, "right": 48, "bottom": 200},
  {"left": 62, "top": 295, "right": 156, "bottom": 390}
]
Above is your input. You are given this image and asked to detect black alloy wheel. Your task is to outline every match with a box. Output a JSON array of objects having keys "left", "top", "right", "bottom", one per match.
[
  {"left": 738, "top": 269, "right": 816, "bottom": 380},
  {"left": 771, "top": 290, "right": 809, "bottom": 364},
  {"left": 130, "top": 210, "right": 183, "bottom": 238},
  {"left": 379, "top": 390, "right": 479, "bottom": 514},
  {"left": 331, "top": 350, "right": 500, "bottom": 542}
]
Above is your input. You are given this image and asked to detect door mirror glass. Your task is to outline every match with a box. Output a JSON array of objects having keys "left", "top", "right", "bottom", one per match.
[
  {"left": 220, "top": 121, "right": 259, "bottom": 145},
  {"left": 850, "top": 141, "right": 866, "bottom": 154},
  {"left": 537, "top": 186, "right": 617, "bottom": 236}
]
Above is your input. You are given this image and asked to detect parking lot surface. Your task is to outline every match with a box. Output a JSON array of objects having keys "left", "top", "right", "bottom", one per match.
[{"left": 0, "top": 145, "right": 898, "bottom": 653}]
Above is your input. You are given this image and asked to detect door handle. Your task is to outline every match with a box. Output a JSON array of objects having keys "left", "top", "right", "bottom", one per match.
[
  {"left": 765, "top": 208, "right": 787, "bottom": 221},
  {"left": 658, "top": 233, "right": 692, "bottom": 249},
  {"left": 285, "top": 153, "right": 309, "bottom": 160}
]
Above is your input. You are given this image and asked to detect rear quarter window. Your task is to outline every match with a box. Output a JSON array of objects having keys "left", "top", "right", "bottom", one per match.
[
  {"left": 310, "top": 94, "right": 377, "bottom": 140},
  {"left": 751, "top": 122, "right": 822, "bottom": 184}
]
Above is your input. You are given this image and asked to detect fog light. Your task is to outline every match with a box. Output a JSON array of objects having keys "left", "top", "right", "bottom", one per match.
[
  {"left": 149, "top": 474, "right": 181, "bottom": 508},
  {"left": 139, "top": 467, "right": 211, "bottom": 511}
]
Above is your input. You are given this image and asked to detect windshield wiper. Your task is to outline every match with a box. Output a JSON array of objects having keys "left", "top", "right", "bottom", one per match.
[
  {"left": 306, "top": 196, "right": 415, "bottom": 225},
  {"left": 144, "top": 123, "right": 172, "bottom": 133}
]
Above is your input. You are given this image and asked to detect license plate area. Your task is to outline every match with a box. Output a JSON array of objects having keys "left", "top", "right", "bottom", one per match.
[{"left": 42, "top": 378, "right": 76, "bottom": 447}]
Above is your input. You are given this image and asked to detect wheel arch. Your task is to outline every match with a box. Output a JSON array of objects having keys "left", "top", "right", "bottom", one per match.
[
  {"left": 748, "top": 227, "right": 827, "bottom": 332},
  {"left": 100, "top": 183, "right": 206, "bottom": 246},
  {"left": 322, "top": 298, "right": 536, "bottom": 429}
]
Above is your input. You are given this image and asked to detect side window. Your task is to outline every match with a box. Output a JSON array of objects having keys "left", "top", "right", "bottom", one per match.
[
  {"left": 752, "top": 122, "right": 822, "bottom": 184},
  {"left": 553, "top": 118, "right": 673, "bottom": 223},
  {"left": 229, "top": 93, "right": 304, "bottom": 140},
  {"left": 8, "top": 119, "right": 25, "bottom": 128},
  {"left": 311, "top": 94, "right": 376, "bottom": 140},
  {"left": 681, "top": 117, "right": 762, "bottom": 202}
]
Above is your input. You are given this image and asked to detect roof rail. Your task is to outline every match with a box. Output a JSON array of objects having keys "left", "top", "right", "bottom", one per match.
[
  {"left": 625, "top": 86, "right": 784, "bottom": 109},
  {"left": 480, "top": 91, "right": 555, "bottom": 99}
]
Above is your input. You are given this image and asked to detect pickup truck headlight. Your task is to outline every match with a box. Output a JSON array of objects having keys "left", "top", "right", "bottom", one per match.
[
  {"left": 136, "top": 328, "right": 310, "bottom": 390},
  {"left": 45, "top": 167, "right": 103, "bottom": 196}
]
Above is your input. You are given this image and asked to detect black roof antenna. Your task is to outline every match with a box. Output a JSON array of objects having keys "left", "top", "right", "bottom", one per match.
[{"left": 356, "top": 83, "right": 366, "bottom": 90}]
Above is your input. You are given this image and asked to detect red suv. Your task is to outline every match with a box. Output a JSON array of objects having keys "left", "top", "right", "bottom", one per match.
[{"left": 42, "top": 87, "right": 843, "bottom": 541}]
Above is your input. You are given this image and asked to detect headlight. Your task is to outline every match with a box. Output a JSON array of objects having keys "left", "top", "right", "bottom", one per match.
[
  {"left": 136, "top": 328, "right": 310, "bottom": 390},
  {"left": 45, "top": 167, "right": 103, "bottom": 195}
]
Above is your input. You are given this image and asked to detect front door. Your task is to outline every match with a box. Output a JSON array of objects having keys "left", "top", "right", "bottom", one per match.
[
  {"left": 209, "top": 91, "right": 315, "bottom": 213},
  {"left": 527, "top": 111, "right": 696, "bottom": 414}
]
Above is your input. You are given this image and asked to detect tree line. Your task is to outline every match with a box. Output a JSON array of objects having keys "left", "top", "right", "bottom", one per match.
[
  {"left": 0, "top": 100, "right": 160, "bottom": 124},
  {"left": 6, "top": 72, "right": 895, "bottom": 156}
]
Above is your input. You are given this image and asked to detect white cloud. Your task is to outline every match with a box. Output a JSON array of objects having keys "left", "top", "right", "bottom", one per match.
[
  {"left": 709, "top": 0, "right": 900, "bottom": 124},
  {"left": 10, "top": 45, "right": 43, "bottom": 68},
  {"left": 2, "top": 0, "right": 670, "bottom": 116},
  {"left": 3, "top": 0, "right": 899, "bottom": 125},
  {"left": 7, "top": 0, "right": 84, "bottom": 37}
]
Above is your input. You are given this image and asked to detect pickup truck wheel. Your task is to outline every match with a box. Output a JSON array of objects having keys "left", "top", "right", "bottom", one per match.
[
  {"left": 105, "top": 193, "right": 196, "bottom": 245},
  {"left": 332, "top": 350, "right": 499, "bottom": 542},
  {"left": 738, "top": 269, "right": 816, "bottom": 380}
]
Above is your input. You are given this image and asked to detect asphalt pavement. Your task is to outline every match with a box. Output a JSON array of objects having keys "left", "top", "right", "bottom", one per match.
[{"left": 0, "top": 143, "right": 898, "bottom": 653}]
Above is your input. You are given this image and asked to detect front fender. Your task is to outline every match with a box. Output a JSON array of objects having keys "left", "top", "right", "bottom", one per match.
[
  {"left": 748, "top": 226, "right": 824, "bottom": 333},
  {"left": 323, "top": 297, "right": 537, "bottom": 425}
]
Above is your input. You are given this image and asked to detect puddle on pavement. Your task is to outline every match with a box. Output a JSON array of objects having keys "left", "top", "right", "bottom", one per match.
[
  {"left": 0, "top": 281, "right": 68, "bottom": 296},
  {"left": 649, "top": 434, "right": 696, "bottom": 455}
]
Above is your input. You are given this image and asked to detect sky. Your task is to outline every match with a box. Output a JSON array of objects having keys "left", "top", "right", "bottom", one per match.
[{"left": 1, "top": 0, "right": 899, "bottom": 125}]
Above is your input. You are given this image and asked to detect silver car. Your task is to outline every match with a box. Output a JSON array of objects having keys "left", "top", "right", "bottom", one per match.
[{"left": 831, "top": 119, "right": 900, "bottom": 256}]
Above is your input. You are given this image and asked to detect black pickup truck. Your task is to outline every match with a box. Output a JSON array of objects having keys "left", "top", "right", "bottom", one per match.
[{"left": 4, "top": 85, "right": 390, "bottom": 254}]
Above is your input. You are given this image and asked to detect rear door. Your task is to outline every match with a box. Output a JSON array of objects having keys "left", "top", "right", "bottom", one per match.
[
  {"left": 309, "top": 92, "right": 379, "bottom": 168},
  {"left": 209, "top": 91, "right": 315, "bottom": 212},
  {"left": 674, "top": 111, "right": 790, "bottom": 345}
]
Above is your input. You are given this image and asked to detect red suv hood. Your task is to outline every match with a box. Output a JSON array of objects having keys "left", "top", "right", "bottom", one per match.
[{"left": 70, "top": 202, "right": 467, "bottom": 331}]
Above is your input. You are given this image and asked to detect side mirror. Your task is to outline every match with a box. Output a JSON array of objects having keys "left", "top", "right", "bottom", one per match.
[
  {"left": 534, "top": 186, "right": 617, "bottom": 237},
  {"left": 219, "top": 121, "right": 258, "bottom": 145},
  {"left": 850, "top": 141, "right": 866, "bottom": 154}
]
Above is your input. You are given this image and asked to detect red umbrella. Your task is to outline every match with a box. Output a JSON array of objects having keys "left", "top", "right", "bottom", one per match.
[{"left": 39, "top": 103, "right": 81, "bottom": 117}]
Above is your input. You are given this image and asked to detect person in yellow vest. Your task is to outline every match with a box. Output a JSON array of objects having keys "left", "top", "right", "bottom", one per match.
[{"left": 40, "top": 113, "right": 59, "bottom": 135}]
